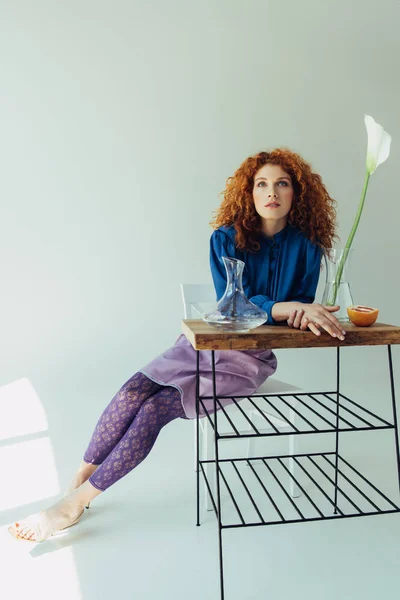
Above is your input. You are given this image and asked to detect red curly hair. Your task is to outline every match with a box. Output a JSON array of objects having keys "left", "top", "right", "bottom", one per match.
[{"left": 211, "top": 148, "right": 337, "bottom": 252}]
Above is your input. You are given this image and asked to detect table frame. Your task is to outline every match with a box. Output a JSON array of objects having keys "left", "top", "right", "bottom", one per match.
[{"left": 185, "top": 321, "right": 400, "bottom": 600}]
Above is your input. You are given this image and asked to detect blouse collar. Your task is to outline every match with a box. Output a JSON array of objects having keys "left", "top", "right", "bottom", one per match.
[{"left": 261, "top": 223, "right": 289, "bottom": 246}]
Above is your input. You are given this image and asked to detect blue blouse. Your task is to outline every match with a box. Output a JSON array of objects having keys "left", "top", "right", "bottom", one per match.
[{"left": 209, "top": 224, "right": 322, "bottom": 325}]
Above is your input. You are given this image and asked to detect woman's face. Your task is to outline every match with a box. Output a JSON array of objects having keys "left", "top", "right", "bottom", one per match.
[{"left": 252, "top": 163, "right": 294, "bottom": 226}]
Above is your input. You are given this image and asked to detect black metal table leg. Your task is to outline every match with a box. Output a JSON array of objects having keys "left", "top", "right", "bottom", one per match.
[
  {"left": 196, "top": 350, "right": 200, "bottom": 527},
  {"left": 388, "top": 345, "right": 400, "bottom": 496},
  {"left": 334, "top": 346, "right": 340, "bottom": 513},
  {"left": 211, "top": 350, "right": 225, "bottom": 600}
]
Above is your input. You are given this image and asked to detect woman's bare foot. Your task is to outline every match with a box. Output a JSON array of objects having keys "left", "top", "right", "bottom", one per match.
[
  {"left": 8, "top": 498, "right": 85, "bottom": 542},
  {"left": 9, "top": 481, "right": 102, "bottom": 542}
]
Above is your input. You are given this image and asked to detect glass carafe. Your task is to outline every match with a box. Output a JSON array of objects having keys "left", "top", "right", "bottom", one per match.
[{"left": 203, "top": 257, "right": 268, "bottom": 332}]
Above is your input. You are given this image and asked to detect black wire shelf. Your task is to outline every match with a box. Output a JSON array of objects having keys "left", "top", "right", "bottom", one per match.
[
  {"left": 193, "top": 344, "right": 400, "bottom": 600},
  {"left": 199, "top": 392, "right": 394, "bottom": 439},
  {"left": 199, "top": 452, "right": 400, "bottom": 529}
]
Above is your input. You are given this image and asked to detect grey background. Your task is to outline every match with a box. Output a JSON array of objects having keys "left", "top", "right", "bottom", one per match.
[{"left": 1, "top": 2, "right": 399, "bottom": 598}]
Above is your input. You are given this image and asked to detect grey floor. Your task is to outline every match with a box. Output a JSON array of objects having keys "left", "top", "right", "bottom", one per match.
[{"left": 1, "top": 406, "right": 400, "bottom": 600}]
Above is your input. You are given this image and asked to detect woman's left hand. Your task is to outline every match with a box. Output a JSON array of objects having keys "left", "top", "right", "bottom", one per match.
[{"left": 287, "top": 309, "right": 321, "bottom": 336}]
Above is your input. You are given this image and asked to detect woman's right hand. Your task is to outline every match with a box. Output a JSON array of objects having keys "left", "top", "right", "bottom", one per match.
[{"left": 287, "top": 303, "right": 346, "bottom": 340}]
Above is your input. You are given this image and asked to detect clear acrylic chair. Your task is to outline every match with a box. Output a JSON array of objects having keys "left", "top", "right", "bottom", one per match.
[{"left": 180, "top": 283, "right": 301, "bottom": 510}]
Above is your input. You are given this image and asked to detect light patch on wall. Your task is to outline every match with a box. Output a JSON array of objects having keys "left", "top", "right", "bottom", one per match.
[
  {"left": 0, "top": 378, "right": 48, "bottom": 441},
  {"left": 0, "top": 437, "right": 60, "bottom": 511}
]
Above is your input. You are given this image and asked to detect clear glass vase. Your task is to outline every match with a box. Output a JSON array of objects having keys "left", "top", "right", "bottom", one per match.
[
  {"left": 321, "top": 248, "right": 354, "bottom": 322},
  {"left": 203, "top": 257, "right": 268, "bottom": 332}
]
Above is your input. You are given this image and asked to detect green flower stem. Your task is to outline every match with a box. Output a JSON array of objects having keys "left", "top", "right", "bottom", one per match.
[{"left": 327, "top": 169, "right": 371, "bottom": 306}]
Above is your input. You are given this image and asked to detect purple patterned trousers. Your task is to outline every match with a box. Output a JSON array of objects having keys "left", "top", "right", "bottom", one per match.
[{"left": 84, "top": 373, "right": 187, "bottom": 492}]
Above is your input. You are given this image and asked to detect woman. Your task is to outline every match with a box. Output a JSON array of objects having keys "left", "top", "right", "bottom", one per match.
[{"left": 9, "top": 148, "right": 345, "bottom": 542}]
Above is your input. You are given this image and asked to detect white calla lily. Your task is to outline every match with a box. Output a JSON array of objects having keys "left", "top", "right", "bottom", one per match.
[
  {"left": 365, "top": 114, "right": 391, "bottom": 174},
  {"left": 327, "top": 115, "right": 391, "bottom": 306}
]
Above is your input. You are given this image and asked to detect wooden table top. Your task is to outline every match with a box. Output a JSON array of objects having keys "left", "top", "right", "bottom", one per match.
[{"left": 182, "top": 320, "right": 400, "bottom": 351}]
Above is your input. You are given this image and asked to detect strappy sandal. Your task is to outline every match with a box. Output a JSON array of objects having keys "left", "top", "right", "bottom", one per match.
[{"left": 8, "top": 509, "right": 84, "bottom": 542}]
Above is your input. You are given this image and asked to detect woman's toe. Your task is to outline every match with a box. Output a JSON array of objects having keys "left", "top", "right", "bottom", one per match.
[
  {"left": 19, "top": 528, "right": 30, "bottom": 539},
  {"left": 24, "top": 528, "right": 37, "bottom": 541},
  {"left": 16, "top": 526, "right": 25, "bottom": 538},
  {"left": 19, "top": 525, "right": 33, "bottom": 539},
  {"left": 8, "top": 524, "right": 18, "bottom": 539}
]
